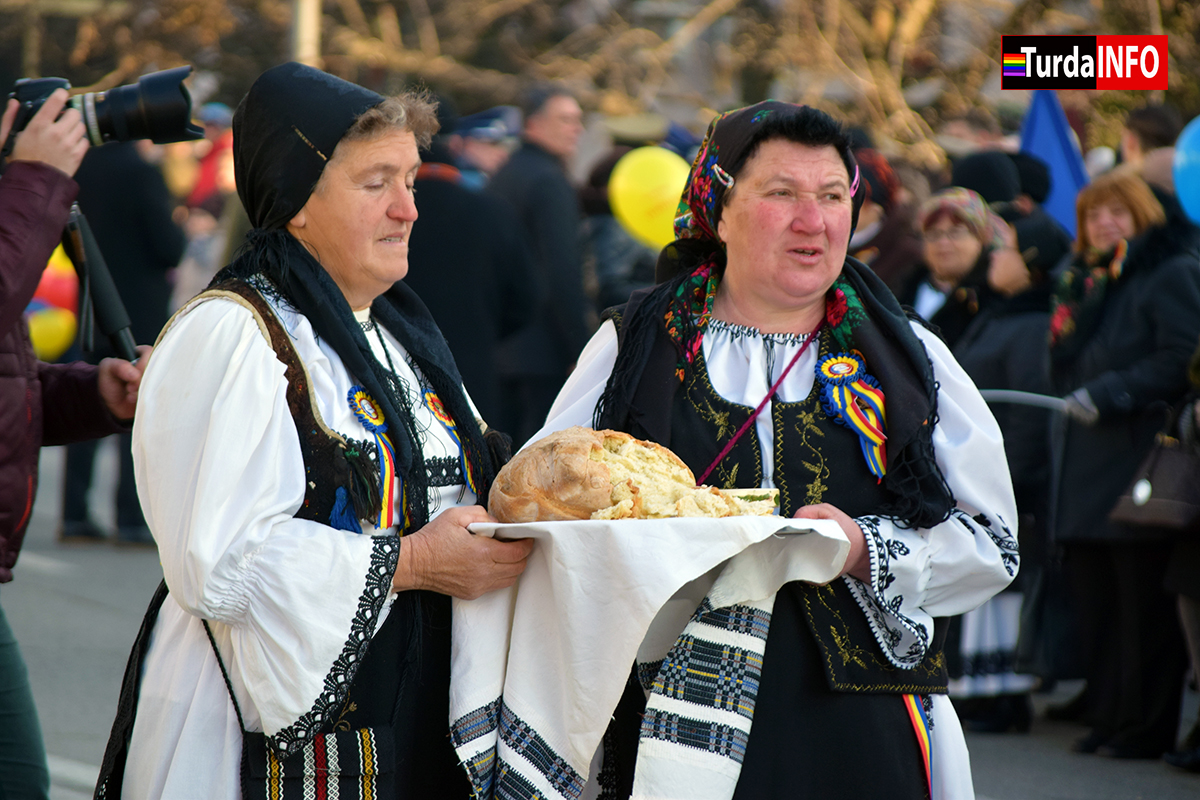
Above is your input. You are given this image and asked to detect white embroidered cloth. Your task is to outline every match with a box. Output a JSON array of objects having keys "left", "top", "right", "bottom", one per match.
[{"left": 450, "top": 517, "right": 849, "bottom": 800}]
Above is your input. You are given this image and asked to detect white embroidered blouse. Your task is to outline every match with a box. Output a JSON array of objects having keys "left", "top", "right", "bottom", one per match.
[
  {"left": 122, "top": 293, "right": 477, "bottom": 799},
  {"left": 535, "top": 316, "right": 1019, "bottom": 670}
]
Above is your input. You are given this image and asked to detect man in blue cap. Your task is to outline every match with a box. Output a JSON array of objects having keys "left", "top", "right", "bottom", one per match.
[{"left": 450, "top": 105, "right": 520, "bottom": 190}]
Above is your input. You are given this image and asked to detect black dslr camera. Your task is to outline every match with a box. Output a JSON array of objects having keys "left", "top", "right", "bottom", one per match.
[
  {"left": 3, "top": 66, "right": 205, "bottom": 362},
  {"left": 2, "top": 65, "right": 203, "bottom": 158}
]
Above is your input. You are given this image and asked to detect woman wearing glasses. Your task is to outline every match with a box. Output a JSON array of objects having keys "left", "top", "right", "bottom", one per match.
[{"left": 900, "top": 187, "right": 1010, "bottom": 347}]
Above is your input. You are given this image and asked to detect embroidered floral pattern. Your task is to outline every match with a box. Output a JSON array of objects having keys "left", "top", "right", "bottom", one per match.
[
  {"left": 664, "top": 263, "right": 720, "bottom": 380},
  {"left": 267, "top": 534, "right": 399, "bottom": 757},
  {"left": 845, "top": 515, "right": 931, "bottom": 668},
  {"left": 953, "top": 509, "right": 1019, "bottom": 577}
]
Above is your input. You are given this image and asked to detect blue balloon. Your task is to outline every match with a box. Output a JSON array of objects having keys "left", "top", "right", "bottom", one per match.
[{"left": 1174, "top": 117, "right": 1200, "bottom": 224}]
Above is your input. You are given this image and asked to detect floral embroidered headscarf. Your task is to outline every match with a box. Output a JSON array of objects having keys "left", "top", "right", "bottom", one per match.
[
  {"left": 658, "top": 101, "right": 869, "bottom": 376},
  {"left": 660, "top": 100, "right": 865, "bottom": 284}
]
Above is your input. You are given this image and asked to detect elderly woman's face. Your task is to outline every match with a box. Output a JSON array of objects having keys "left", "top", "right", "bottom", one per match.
[
  {"left": 288, "top": 129, "right": 420, "bottom": 310},
  {"left": 922, "top": 215, "right": 982, "bottom": 286},
  {"left": 715, "top": 139, "right": 852, "bottom": 322},
  {"left": 1085, "top": 198, "right": 1136, "bottom": 253}
]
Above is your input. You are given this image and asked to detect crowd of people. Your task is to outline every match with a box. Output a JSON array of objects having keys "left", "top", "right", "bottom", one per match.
[{"left": 1, "top": 59, "right": 1199, "bottom": 799}]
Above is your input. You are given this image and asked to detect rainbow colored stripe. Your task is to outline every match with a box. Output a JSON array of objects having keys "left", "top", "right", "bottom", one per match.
[
  {"left": 376, "top": 431, "right": 397, "bottom": 530},
  {"left": 817, "top": 354, "right": 888, "bottom": 480},
  {"left": 903, "top": 694, "right": 933, "bottom": 795},
  {"left": 424, "top": 390, "right": 479, "bottom": 494},
  {"left": 1003, "top": 53, "right": 1027, "bottom": 77},
  {"left": 348, "top": 387, "right": 402, "bottom": 531}
]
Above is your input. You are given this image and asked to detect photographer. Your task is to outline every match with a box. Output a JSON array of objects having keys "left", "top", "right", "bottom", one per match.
[{"left": 0, "top": 88, "right": 149, "bottom": 799}]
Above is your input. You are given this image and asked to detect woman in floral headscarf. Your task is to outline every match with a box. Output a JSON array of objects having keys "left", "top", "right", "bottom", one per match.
[{"left": 532, "top": 103, "right": 1017, "bottom": 799}]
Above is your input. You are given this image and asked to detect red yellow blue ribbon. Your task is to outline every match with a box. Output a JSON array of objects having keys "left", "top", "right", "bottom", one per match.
[
  {"left": 423, "top": 390, "right": 478, "bottom": 494},
  {"left": 816, "top": 353, "right": 888, "bottom": 481},
  {"left": 348, "top": 387, "right": 400, "bottom": 530},
  {"left": 903, "top": 693, "right": 933, "bottom": 796}
]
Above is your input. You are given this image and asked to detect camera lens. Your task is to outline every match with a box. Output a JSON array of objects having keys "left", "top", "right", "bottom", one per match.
[{"left": 86, "top": 66, "right": 204, "bottom": 145}]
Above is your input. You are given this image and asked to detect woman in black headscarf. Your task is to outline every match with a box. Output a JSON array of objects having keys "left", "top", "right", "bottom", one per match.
[
  {"left": 94, "top": 63, "right": 531, "bottom": 799},
  {"left": 529, "top": 102, "right": 1018, "bottom": 799}
]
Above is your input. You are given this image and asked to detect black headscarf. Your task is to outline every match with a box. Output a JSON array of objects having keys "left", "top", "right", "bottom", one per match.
[
  {"left": 599, "top": 101, "right": 954, "bottom": 529},
  {"left": 215, "top": 62, "right": 496, "bottom": 533}
]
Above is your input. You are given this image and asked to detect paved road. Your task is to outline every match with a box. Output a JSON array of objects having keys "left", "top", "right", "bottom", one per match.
[{"left": 5, "top": 445, "right": 1199, "bottom": 799}]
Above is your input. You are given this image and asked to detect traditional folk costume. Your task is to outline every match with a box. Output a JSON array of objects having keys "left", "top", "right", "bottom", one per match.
[
  {"left": 532, "top": 103, "right": 1018, "bottom": 799},
  {"left": 95, "top": 64, "right": 497, "bottom": 799}
]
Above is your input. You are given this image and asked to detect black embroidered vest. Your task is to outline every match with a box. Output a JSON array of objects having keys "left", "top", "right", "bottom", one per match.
[
  {"left": 612, "top": 318, "right": 948, "bottom": 694},
  {"left": 207, "top": 279, "right": 363, "bottom": 526}
]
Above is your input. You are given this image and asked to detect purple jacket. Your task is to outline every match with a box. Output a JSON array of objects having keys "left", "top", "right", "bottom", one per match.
[{"left": 0, "top": 161, "right": 126, "bottom": 582}]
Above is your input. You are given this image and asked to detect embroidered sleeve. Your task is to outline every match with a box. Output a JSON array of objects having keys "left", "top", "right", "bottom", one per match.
[
  {"left": 133, "top": 298, "right": 401, "bottom": 748},
  {"left": 843, "top": 324, "right": 1019, "bottom": 668}
]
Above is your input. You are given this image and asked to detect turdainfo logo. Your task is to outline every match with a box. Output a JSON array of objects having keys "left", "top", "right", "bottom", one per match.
[{"left": 1001, "top": 35, "right": 1168, "bottom": 90}]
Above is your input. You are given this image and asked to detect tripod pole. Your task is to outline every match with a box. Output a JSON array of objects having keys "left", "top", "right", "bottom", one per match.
[{"left": 62, "top": 203, "right": 138, "bottom": 362}]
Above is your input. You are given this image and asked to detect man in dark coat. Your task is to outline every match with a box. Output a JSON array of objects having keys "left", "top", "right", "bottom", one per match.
[
  {"left": 0, "top": 89, "right": 147, "bottom": 800},
  {"left": 489, "top": 85, "right": 592, "bottom": 445},
  {"left": 60, "top": 141, "right": 185, "bottom": 544},
  {"left": 404, "top": 127, "right": 537, "bottom": 425}
]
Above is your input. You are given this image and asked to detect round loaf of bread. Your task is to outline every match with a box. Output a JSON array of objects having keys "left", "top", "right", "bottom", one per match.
[{"left": 487, "top": 426, "right": 694, "bottom": 523}]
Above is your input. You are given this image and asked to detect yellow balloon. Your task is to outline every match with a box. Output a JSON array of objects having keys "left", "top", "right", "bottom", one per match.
[
  {"left": 47, "top": 243, "right": 75, "bottom": 276},
  {"left": 608, "top": 146, "right": 692, "bottom": 249},
  {"left": 27, "top": 308, "right": 77, "bottom": 361}
]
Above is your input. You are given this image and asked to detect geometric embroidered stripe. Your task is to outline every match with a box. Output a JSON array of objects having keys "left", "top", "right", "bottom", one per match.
[
  {"left": 268, "top": 749, "right": 283, "bottom": 798},
  {"left": 451, "top": 699, "right": 501, "bottom": 748},
  {"left": 652, "top": 636, "right": 761, "bottom": 719},
  {"left": 691, "top": 602, "right": 771, "bottom": 640},
  {"left": 462, "top": 748, "right": 497, "bottom": 797},
  {"left": 499, "top": 703, "right": 586, "bottom": 799},
  {"left": 494, "top": 757, "right": 554, "bottom": 800},
  {"left": 326, "top": 734, "right": 339, "bottom": 799},
  {"left": 639, "top": 708, "right": 751, "bottom": 763},
  {"left": 358, "top": 728, "right": 377, "bottom": 799},
  {"left": 637, "top": 659, "right": 664, "bottom": 691},
  {"left": 269, "top": 536, "right": 399, "bottom": 757}
]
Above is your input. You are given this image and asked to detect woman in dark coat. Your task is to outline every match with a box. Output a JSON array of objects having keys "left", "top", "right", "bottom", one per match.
[
  {"left": 898, "top": 188, "right": 1005, "bottom": 348},
  {"left": 950, "top": 223, "right": 1053, "bottom": 731},
  {"left": 1050, "top": 167, "right": 1200, "bottom": 759}
]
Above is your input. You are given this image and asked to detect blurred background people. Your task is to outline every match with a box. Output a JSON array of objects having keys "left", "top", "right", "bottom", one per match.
[
  {"left": 183, "top": 102, "right": 234, "bottom": 218},
  {"left": 848, "top": 147, "right": 923, "bottom": 296},
  {"left": 170, "top": 102, "right": 238, "bottom": 311},
  {"left": 1005, "top": 152, "right": 1073, "bottom": 276},
  {"left": 1120, "top": 104, "right": 1184, "bottom": 194},
  {"left": 490, "top": 85, "right": 591, "bottom": 446},
  {"left": 951, "top": 149, "right": 1022, "bottom": 206},
  {"left": 1050, "top": 169, "right": 1200, "bottom": 760},
  {"left": 449, "top": 105, "right": 521, "bottom": 191},
  {"left": 579, "top": 113, "right": 680, "bottom": 313},
  {"left": 59, "top": 139, "right": 185, "bottom": 546},
  {"left": 1163, "top": 346, "right": 1200, "bottom": 772},
  {"left": 950, "top": 220, "right": 1051, "bottom": 733},
  {"left": 403, "top": 99, "right": 537, "bottom": 426},
  {"left": 579, "top": 145, "right": 658, "bottom": 311},
  {"left": 900, "top": 187, "right": 1005, "bottom": 348}
]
